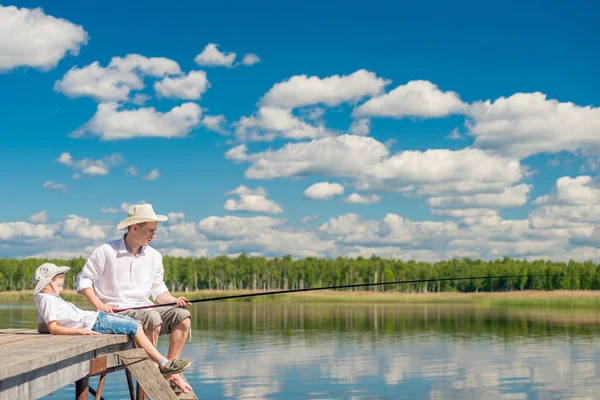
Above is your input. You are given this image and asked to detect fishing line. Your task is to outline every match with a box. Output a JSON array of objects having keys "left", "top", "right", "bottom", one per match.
[{"left": 113, "top": 273, "right": 596, "bottom": 312}]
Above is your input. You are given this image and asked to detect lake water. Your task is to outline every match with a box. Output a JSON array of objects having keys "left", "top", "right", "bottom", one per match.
[{"left": 3, "top": 301, "right": 600, "bottom": 399}]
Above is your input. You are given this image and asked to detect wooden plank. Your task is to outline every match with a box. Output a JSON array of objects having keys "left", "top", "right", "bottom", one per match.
[
  {"left": 116, "top": 349, "right": 179, "bottom": 400},
  {"left": 0, "top": 334, "right": 130, "bottom": 380},
  {"left": 169, "top": 375, "right": 198, "bottom": 400},
  {"left": 0, "top": 334, "right": 38, "bottom": 345},
  {"left": 0, "top": 328, "right": 32, "bottom": 334},
  {"left": 0, "top": 353, "right": 89, "bottom": 400}
]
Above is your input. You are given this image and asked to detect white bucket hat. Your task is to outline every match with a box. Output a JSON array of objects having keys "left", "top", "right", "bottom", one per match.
[
  {"left": 117, "top": 203, "right": 168, "bottom": 230},
  {"left": 32, "top": 263, "right": 71, "bottom": 296}
]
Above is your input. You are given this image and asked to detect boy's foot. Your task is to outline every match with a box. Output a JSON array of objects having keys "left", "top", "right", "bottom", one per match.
[{"left": 159, "top": 359, "right": 191, "bottom": 378}]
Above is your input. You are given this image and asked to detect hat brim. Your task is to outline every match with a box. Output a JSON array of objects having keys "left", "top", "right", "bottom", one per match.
[
  {"left": 33, "top": 266, "right": 71, "bottom": 296},
  {"left": 117, "top": 215, "right": 168, "bottom": 230}
]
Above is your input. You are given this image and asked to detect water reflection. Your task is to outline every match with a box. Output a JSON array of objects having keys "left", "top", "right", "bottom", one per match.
[{"left": 2, "top": 302, "right": 600, "bottom": 399}]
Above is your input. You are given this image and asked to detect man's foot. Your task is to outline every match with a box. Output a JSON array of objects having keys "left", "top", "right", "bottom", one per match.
[
  {"left": 159, "top": 359, "right": 191, "bottom": 378},
  {"left": 169, "top": 373, "right": 192, "bottom": 394}
]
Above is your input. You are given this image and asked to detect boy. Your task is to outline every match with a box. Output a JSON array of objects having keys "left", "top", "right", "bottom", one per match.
[{"left": 32, "top": 262, "right": 191, "bottom": 378}]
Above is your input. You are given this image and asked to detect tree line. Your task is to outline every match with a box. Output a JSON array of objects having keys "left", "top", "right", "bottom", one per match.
[{"left": 2, "top": 254, "right": 599, "bottom": 293}]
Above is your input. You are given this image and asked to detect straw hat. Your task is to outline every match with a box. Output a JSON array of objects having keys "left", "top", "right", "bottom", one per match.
[
  {"left": 32, "top": 263, "right": 71, "bottom": 296},
  {"left": 117, "top": 203, "right": 168, "bottom": 230}
]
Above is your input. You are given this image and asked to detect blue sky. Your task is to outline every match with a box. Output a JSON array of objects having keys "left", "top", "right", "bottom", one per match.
[{"left": 1, "top": 1, "right": 599, "bottom": 260}]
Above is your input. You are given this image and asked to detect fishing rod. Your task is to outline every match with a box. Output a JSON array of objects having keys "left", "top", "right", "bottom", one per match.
[{"left": 113, "top": 273, "right": 594, "bottom": 312}]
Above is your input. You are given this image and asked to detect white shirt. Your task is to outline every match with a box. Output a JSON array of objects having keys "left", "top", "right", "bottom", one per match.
[
  {"left": 35, "top": 293, "right": 99, "bottom": 330},
  {"left": 75, "top": 236, "right": 169, "bottom": 308}
]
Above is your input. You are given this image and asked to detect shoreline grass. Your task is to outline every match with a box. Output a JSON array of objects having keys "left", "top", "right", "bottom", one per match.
[{"left": 4, "top": 289, "right": 600, "bottom": 309}]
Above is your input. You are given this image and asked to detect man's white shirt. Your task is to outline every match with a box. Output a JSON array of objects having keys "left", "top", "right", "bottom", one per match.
[{"left": 75, "top": 237, "right": 169, "bottom": 308}]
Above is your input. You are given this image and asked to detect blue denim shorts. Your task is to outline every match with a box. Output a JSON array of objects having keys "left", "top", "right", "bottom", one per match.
[{"left": 91, "top": 312, "right": 140, "bottom": 337}]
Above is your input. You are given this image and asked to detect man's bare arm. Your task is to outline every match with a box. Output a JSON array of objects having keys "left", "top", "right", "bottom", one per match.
[
  {"left": 78, "top": 288, "right": 115, "bottom": 313},
  {"left": 155, "top": 291, "right": 191, "bottom": 308}
]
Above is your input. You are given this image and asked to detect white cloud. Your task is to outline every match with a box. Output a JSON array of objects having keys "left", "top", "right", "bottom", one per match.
[
  {"left": 416, "top": 182, "right": 508, "bottom": 197},
  {"left": 100, "top": 207, "right": 119, "bottom": 214},
  {"left": 220, "top": 228, "right": 333, "bottom": 258},
  {"left": 74, "top": 102, "right": 202, "bottom": 140},
  {"left": 0, "top": 221, "right": 56, "bottom": 240},
  {"left": 527, "top": 177, "right": 600, "bottom": 240},
  {"left": 167, "top": 212, "right": 186, "bottom": 225},
  {"left": 225, "top": 144, "right": 250, "bottom": 162},
  {"left": 356, "top": 147, "right": 523, "bottom": 191},
  {"left": 319, "top": 213, "right": 459, "bottom": 248},
  {"left": 304, "top": 182, "right": 345, "bottom": 200},
  {"left": 446, "top": 128, "right": 464, "bottom": 140},
  {"left": 535, "top": 176, "right": 600, "bottom": 205},
  {"left": 241, "top": 135, "right": 390, "bottom": 179},
  {"left": 224, "top": 196, "right": 283, "bottom": 214},
  {"left": 166, "top": 248, "right": 193, "bottom": 258},
  {"left": 202, "top": 115, "right": 229, "bottom": 135},
  {"left": 42, "top": 180, "right": 67, "bottom": 191},
  {"left": 61, "top": 214, "right": 105, "bottom": 240},
  {"left": 467, "top": 92, "right": 600, "bottom": 159},
  {"left": 235, "top": 106, "right": 333, "bottom": 142},
  {"left": 226, "top": 185, "right": 268, "bottom": 196},
  {"left": 349, "top": 118, "right": 370, "bottom": 136},
  {"left": 242, "top": 53, "right": 261, "bottom": 66},
  {"left": 344, "top": 193, "right": 381, "bottom": 204},
  {"left": 125, "top": 165, "right": 138, "bottom": 176},
  {"left": 223, "top": 185, "right": 283, "bottom": 214},
  {"left": 30, "top": 211, "right": 48, "bottom": 223},
  {"left": 131, "top": 93, "right": 151, "bottom": 106},
  {"left": 301, "top": 214, "right": 319, "bottom": 224},
  {"left": 56, "top": 152, "right": 124, "bottom": 176},
  {"left": 54, "top": 54, "right": 181, "bottom": 102},
  {"left": 427, "top": 184, "right": 531, "bottom": 211},
  {"left": 261, "top": 69, "right": 390, "bottom": 109},
  {"left": 302, "top": 108, "right": 326, "bottom": 122},
  {"left": 198, "top": 216, "right": 284, "bottom": 240},
  {"left": 194, "top": 43, "right": 236, "bottom": 67},
  {"left": 62, "top": 215, "right": 105, "bottom": 239},
  {"left": 0, "top": 5, "right": 88, "bottom": 72},
  {"left": 354, "top": 80, "right": 467, "bottom": 118},
  {"left": 144, "top": 169, "right": 160, "bottom": 181},
  {"left": 234, "top": 135, "right": 523, "bottom": 196},
  {"left": 154, "top": 70, "right": 209, "bottom": 100}
]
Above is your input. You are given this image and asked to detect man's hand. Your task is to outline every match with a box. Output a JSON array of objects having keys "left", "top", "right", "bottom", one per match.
[
  {"left": 78, "top": 329, "right": 101, "bottom": 335},
  {"left": 95, "top": 303, "right": 115, "bottom": 313},
  {"left": 176, "top": 296, "right": 192, "bottom": 308}
]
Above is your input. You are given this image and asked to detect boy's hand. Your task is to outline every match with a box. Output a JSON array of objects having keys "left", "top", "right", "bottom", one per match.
[{"left": 78, "top": 329, "right": 101, "bottom": 335}]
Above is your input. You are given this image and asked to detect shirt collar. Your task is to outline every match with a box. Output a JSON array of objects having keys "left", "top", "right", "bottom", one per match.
[{"left": 118, "top": 235, "right": 147, "bottom": 256}]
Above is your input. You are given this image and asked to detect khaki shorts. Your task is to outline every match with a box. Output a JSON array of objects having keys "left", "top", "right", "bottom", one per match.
[{"left": 118, "top": 306, "right": 191, "bottom": 336}]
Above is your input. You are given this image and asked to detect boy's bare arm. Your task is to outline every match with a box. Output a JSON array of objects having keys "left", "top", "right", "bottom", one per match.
[
  {"left": 78, "top": 288, "right": 115, "bottom": 312},
  {"left": 46, "top": 321, "right": 100, "bottom": 335}
]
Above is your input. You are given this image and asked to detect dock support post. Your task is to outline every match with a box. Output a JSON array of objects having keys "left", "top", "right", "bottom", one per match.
[{"left": 75, "top": 376, "right": 89, "bottom": 400}]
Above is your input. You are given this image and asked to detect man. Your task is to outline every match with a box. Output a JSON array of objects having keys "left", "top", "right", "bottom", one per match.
[{"left": 75, "top": 203, "right": 192, "bottom": 393}]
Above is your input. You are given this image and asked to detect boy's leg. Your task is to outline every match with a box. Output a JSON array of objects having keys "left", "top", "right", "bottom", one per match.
[{"left": 118, "top": 309, "right": 162, "bottom": 345}]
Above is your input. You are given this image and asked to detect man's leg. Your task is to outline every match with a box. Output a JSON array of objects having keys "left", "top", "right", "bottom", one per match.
[
  {"left": 118, "top": 309, "right": 162, "bottom": 344},
  {"left": 167, "top": 316, "right": 191, "bottom": 359},
  {"left": 156, "top": 307, "right": 193, "bottom": 393}
]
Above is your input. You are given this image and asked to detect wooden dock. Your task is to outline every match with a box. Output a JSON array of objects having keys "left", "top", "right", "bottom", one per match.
[{"left": 0, "top": 328, "right": 197, "bottom": 400}]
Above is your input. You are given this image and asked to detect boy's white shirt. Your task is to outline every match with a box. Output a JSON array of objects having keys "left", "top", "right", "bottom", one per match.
[
  {"left": 75, "top": 237, "right": 169, "bottom": 308},
  {"left": 35, "top": 292, "right": 99, "bottom": 330}
]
